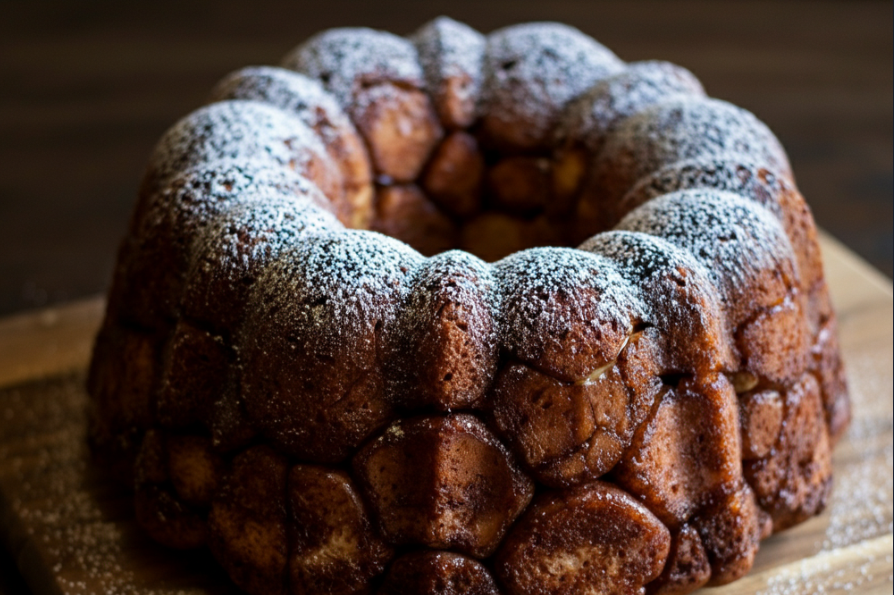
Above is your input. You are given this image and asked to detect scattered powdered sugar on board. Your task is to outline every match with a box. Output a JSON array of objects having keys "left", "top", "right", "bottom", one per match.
[
  {"left": 821, "top": 346, "right": 893, "bottom": 551},
  {"left": 754, "top": 537, "right": 893, "bottom": 595},
  {"left": 749, "top": 317, "right": 893, "bottom": 595},
  {"left": 281, "top": 28, "right": 424, "bottom": 106},
  {"left": 0, "top": 374, "right": 234, "bottom": 594}
]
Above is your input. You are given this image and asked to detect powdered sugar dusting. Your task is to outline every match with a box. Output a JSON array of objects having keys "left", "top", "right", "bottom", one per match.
[
  {"left": 616, "top": 189, "right": 795, "bottom": 315},
  {"left": 242, "top": 229, "right": 422, "bottom": 354},
  {"left": 281, "top": 28, "right": 424, "bottom": 106},
  {"left": 115, "top": 158, "right": 336, "bottom": 327},
  {"left": 140, "top": 157, "right": 332, "bottom": 230},
  {"left": 0, "top": 374, "right": 226, "bottom": 594},
  {"left": 580, "top": 230, "right": 735, "bottom": 370},
  {"left": 208, "top": 67, "right": 356, "bottom": 148},
  {"left": 557, "top": 60, "right": 705, "bottom": 155},
  {"left": 132, "top": 158, "right": 334, "bottom": 270},
  {"left": 495, "top": 247, "right": 645, "bottom": 378},
  {"left": 384, "top": 250, "right": 501, "bottom": 407},
  {"left": 597, "top": 96, "right": 792, "bottom": 204},
  {"left": 180, "top": 191, "right": 342, "bottom": 334},
  {"left": 145, "top": 100, "right": 330, "bottom": 192},
  {"left": 619, "top": 156, "right": 790, "bottom": 224},
  {"left": 480, "top": 22, "right": 625, "bottom": 148},
  {"left": 496, "top": 247, "right": 644, "bottom": 331},
  {"left": 190, "top": 193, "right": 339, "bottom": 275},
  {"left": 401, "top": 249, "right": 500, "bottom": 328},
  {"left": 580, "top": 230, "right": 696, "bottom": 282},
  {"left": 754, "top": 538, "right": 893, "bottom": 595},
  {"left": 580, "top": 229, "right": 714, "bottom": 321},
  {"left": 410, "top": 17, "right": 485, "bottom": 126}
]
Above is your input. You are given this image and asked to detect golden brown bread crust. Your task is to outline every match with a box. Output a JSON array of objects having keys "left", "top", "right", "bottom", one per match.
[
  {"left": 411, "top": 17, "right": 485, "bottom": 131},
  {"left": 87, "top": 322, "right": 160, "bottom": 463},
  {"left": 87, "top": 17, "right": 849, "bottom": 595},
  {"left": 370, "top": 183, "right": 458, "bottom": 256},
  {"left": 208, "top": 66, "right": 374, "bottom": 229},
  {"left": 494, "top": 482, "right": 671, "bottom": 595},
  {"left": 208, "top": 446, "right": 290, "bottom": 595},
  {"left": 487, "top": 156, "right": 552, "bottom": 214},
  {"left": 352, "top": 414, "right": 534, "bottom": 559},
  {"left": 490, "top": 330, "right": 663, "bottom": 488},
  {"left": 351, "top": 85, "right": 443, "bottom": 182},
  {"left": 134, "top": 430, "right": 208, "bottom": 550},
  {"left": 384, "top": 251, "right": 499, "bottom": 411},
  {"left": 421, "top": 131, "right": 485, "bottom": 218},
  {"left": 155, "top": 319, "right": 228, "bottom": 430},
  {"left": 648, "top": 525, "right": 712, "bottom": 595},
  {"left": 459, "top": 213, "right": 558, "bottom": 263},
  {"left": 744, "top": 374, "right": 833, "bottom": 532},
  {"left": 288, "top": 466, "right": 393, "bottom": 594}
]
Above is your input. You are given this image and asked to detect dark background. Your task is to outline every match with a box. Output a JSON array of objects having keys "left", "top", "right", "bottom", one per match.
[{"left": 0, "top": 1, "right": 891, "bottom": 592}]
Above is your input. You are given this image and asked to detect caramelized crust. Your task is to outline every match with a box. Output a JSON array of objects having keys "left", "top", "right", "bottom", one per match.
[
  {"left": 208, "top": 66, "right": 374, "bottom": 228},
  {"left": 385, "top": 251, "right": 499, "bottom": 411},
  {"left": 744, "top": 374, "right": 833, "bottom": 531},
  {"left": 134, "top": 430, "right": 207, "bottom": 550},
  {"left": 353, "top": 414, "right": 533, "bottom": 558},
  {"left": 289, "top": 466, "right": 392, "bottom": 595},
  {"left": 351, "top": 85, "right": 443, "bottom": 182},
  {"left": 155, "top": 319, "right": 228, "bottom": 430},
  {"left": 166, "top": 434, "right": 223, "bottom": 508},
  {"left": 411, "top": 17, "right": 486, "bottom": 130},
  {"left": 421, "top": 131, "right": 485, "bottom": 218},
  {"left": 648, "top": 525, "right": 711, "bottom": 595},
  {"left": 460, "top": 213, "right": 558, "bottom": 263},
  {"left": 208, "top": 446, "right": 290, "bottom": 595},
  {"left": 87, "top": 323, "right": 160, "bottom": 459},
  {"left": 739, "top": 389, "right": 785, "bottom": 460},
  {"left": 495, "top": 482, "right": 671, "bottom": 595},
  {"left": 370, "top": 184, "right": 458, "bottom": 256},
  {"left": 614, "top": 375, "right": 744, "bottom": 530},
  {"left": 487, "top": 156, "right": 552, "bottom": 214},
  {"left": 490, "top": 329, "right": 662, "bottom": 488}
]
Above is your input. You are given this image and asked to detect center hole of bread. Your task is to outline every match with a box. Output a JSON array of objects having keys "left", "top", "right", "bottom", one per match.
[{"left": 369, "top": 131, "right": 589, "bottom": 262}]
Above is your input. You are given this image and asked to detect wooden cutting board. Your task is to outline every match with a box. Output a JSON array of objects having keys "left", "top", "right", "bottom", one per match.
[{"left": 0, "top": 233, "right": 891, "bottom": 595}]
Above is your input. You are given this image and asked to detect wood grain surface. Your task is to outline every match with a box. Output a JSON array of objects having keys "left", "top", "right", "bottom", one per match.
[
  {"left": 0, "top": 0, "right": 891, "bottom": 319},
  {"left": 0, "top": 234, "right": 891, "bottom": 595}
]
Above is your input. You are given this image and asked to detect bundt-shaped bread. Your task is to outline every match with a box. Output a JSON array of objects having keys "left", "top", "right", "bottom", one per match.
[{"left": 88, "top": 17, "right": 849, "bottom": 595}]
